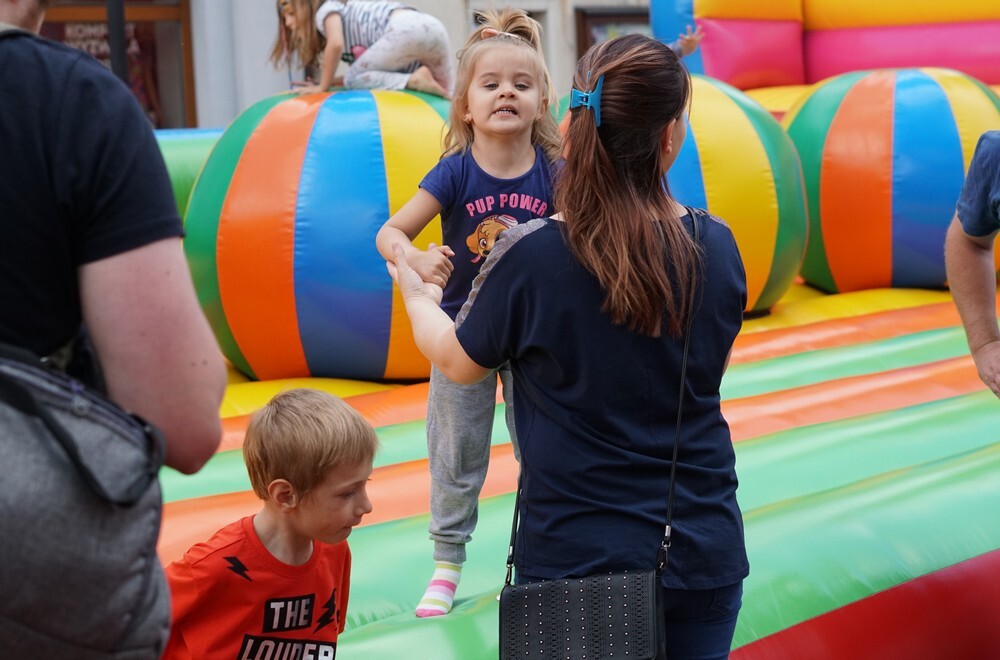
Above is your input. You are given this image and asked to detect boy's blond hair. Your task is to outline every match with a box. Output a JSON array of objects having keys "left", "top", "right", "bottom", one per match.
[{"left": 243, "top": 388, "right": 378, "bottom": 500}]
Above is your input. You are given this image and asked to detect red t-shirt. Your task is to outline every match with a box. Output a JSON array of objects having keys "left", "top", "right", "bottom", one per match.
[{"left": 164, "top": 516, "right": 351, "bottom": 659}]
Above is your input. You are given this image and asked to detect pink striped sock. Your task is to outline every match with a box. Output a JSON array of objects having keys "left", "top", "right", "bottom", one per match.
[{"left": 415, "top": 562, "right": 462, "bottom": 617}]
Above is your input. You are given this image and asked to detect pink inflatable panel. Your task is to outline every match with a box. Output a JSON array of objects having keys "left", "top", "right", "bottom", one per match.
[
  {"left": 700, "top": 18, "right": 805, "bottom": 90},
  {"left": 805, "top": 21, "right": 1000, "bottom": 84}
]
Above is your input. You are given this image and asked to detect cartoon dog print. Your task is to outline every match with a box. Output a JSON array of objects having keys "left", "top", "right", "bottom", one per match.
[{"left": 466, "top": 214, "right": 518, "bottom": 263}]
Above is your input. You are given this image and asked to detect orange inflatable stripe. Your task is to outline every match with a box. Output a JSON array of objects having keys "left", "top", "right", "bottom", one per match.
[
  {"left": 731, "top": 301, "right": 964, "bottom": 364},
  {"left": 217, "top": 97, "right": 322, "bottom": 379},
  {"left": 163, "top": 357, "right": 982, "bottom": 563},
  {"left": 724, "top": 356, "right": 982, "bottom": 442},
  {"left": 217, "top": 380, "right": 501, "bottom": 454},
  {"left": 821, "top": 72, "right": 895, "bottom": 292},
  {"left": 159, "top": 445, "right": 518, "bottom": 564}
]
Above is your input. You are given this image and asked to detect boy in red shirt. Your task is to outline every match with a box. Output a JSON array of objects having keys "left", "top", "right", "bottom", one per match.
[{"left": 164, "top": 388, "right": 378, "bottom": 659}]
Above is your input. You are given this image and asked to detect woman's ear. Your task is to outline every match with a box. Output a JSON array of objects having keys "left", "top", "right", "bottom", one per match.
[{"left": 661, "top": 119, "right": 677, "bottom": 156}]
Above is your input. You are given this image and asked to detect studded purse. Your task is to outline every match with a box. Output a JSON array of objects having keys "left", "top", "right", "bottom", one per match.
[{"left": 497, "top": 215, "right": 699, "bottom": 659}]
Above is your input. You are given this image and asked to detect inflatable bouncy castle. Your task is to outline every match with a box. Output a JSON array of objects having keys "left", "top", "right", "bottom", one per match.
[
  {"left": 155, "top": 0, "right": 1000, "bottom": 651},
  {"left": 651, "top": 0, "right": 1000, "bottom": 118}
]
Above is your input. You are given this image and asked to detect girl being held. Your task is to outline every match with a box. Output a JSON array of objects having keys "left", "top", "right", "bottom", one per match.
[
  {"left": 270, "top": 0, "right": 452, "bottom": 97},
  {"left": 375, "top": 7, "right": 561, "bottom": 618}
]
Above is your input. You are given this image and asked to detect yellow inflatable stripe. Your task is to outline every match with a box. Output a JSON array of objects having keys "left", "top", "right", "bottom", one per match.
[
  {"left": 695, "top": 0, "right": 802, "bottom": 22},
  {"left": 742, "top": 286, "right": 952, "bottom": 333},
  {"left": 802, "top": 0, "right": 999, "bottom": 30},
  {"left": 690, "top": 81, "right": 775, "bottom": 311},
  {"left": 744, "top": 85, "right": 811, "bottom": 116},
  {"left": 220, "top": 378, "right": 396, "bottom": 418},
  {"left": 375, "top": 91, "right": 445, "bottom": 379},
  {"left": 925, "top": 69, "right": 1000, "bottom": 173}
]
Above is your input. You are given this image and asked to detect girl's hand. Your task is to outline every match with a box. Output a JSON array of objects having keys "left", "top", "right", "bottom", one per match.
[
  {"left": 676, "top": 24, "right": 704, "bottom": 56},
  {"left": 292, "top": 82, "right": 325, "bottom": 95},
  {"left": 387, "top": 243, "right": 444, "bottom": 306},
  {"left": 406, "top": 243, "right": 455, "bottom": 288}
]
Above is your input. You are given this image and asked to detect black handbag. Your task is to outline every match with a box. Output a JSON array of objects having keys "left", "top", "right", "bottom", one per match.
[{"left": 498, "top": 216, "right": 699, "bottom": 659}]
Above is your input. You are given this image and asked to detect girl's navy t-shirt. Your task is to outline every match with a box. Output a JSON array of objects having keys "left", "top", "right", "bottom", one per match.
[
  {"left": 455, "top": 212, "right": 750, "bottom": 589},
  {"left": 420, "top": 146, "right": 555, "bottom": 319}
]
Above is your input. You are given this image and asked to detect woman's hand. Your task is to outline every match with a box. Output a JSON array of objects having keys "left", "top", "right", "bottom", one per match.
[{"left": 387, "top": 243, "right": 445, "bottom": 306}]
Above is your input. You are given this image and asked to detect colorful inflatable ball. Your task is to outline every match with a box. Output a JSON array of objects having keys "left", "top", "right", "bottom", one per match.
[
  {"left": 183, "top": 90, "right": 449, "bottom": 382},
  {"left": 783, "top": 67, "right": 1000, "bottom": 293},
  {"left": 669, "top": 75, "right": 808, "bottom": 315}
]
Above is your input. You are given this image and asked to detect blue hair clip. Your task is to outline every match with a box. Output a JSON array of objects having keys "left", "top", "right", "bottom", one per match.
[{"left": 569, "top": 71, "right": 605, "bottom": 127}]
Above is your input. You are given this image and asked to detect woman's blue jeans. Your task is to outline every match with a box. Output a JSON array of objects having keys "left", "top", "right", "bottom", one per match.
[{"left": 661, "top": 581, "right": 743, "bottom": 659}]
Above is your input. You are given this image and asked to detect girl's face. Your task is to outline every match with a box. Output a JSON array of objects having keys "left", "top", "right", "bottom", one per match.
[
  {"left": 280, "top": 0, "right": 301, "bottom": 32},
  {"left": 463, "top": 45, "right": 544, "bottom": 140}
]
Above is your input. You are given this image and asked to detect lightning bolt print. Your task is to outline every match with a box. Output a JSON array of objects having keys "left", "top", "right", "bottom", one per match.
[
  {"left": 314, "top": 589, "right": 339, "bottom": 632},
  {"left": 224, "top": 556, "right": 252, "bottom": 582}
]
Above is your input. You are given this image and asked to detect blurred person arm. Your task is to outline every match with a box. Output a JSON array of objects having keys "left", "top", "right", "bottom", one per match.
[
  {"left": 295, "top": 11, "right": 344, "bottom": 94},
  {"left": 670, "top": 24, "right": 704, "bottom": 58},
  {"left": 80, "top": 238, "right": 226, "bottom": 473},
  {"left": 944, "top": 217, "right": 1000, "bottom": 396}
]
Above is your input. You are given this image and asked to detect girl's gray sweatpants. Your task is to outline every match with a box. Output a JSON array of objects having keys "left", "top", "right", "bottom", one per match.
[
  {"left": 345, "top": 9, "right": 453, "bottom": 94},
  {"left": 427, "top": 364, "right": 518, "bottom": 564}
]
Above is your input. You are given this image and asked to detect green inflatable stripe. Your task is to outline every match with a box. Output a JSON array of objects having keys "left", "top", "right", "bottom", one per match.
[
  {"left": 722, "top": 326, "right": 969, "bottom": 400},
  {"left": 163, "top": 323, "right": 972, "bottom": 503},
  {"left": 786, "top": 71, "right": 867, "bottom": 293},
  {"left": 399, "top": 90, "right": 451, "bottom": 122},
  {"left": 735, "top": 391, "right": 999, "bottom": 513},
  {"left": 715, "top": 81, "right": 808, "bottom": 311},
  {"left": 160, "top": 449, "right": 250, "bottom": 503},
  {"left": 964, "top": 76, "right": 1000, "bottom": 115},
  {"left": 334, "top": 396, "right": 1000, "bottom": 656},
  {"left": 341, "top": 495, "right": 515, "bottom": 654},
  {"left": 183, "top": 94, "right": 290, "bottom": 379},
  {"left": 736, "top": 440, "right": 1000, "bottom": 646},
  {"left": 155, "top": 130, "right": 222, "bottom": 217}
]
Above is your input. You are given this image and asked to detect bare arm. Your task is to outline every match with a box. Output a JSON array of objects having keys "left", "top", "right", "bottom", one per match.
[
  {"left": 387, "top": 244, "right": 490, "bottom": 384},
  {"left": 944, "top": 215, "right": 1000, "bottom": 395},
  {"left": 292, "top": 13, "right": 344, "bottom": 94},
  {"left": 80, "top": 238, "right": 227, "bottom": 473},
  {"left": 376, "top": 189, "right": 454, "bottom": 288}
]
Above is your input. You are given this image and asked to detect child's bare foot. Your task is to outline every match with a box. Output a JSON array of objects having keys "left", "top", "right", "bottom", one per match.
[{"left": 406, "top": 66, "right": 449, "bottom": 98}]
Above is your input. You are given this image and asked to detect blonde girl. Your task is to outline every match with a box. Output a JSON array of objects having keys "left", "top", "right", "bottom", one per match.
[
  {"left": 375, "top": 7, "right": 560, "bottom": 617},
  {"left": 270, "top": 0, "right": 452, "bottom": 97}
]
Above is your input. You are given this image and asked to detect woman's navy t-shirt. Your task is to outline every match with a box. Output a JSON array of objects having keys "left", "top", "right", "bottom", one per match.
[{"left": 455, "top": 212, "right": 749, "bottom": 589}]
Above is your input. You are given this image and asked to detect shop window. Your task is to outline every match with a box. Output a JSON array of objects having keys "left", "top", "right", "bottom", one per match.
[{"left": 42, "top": 0, "right": 196, "bottom": 128}]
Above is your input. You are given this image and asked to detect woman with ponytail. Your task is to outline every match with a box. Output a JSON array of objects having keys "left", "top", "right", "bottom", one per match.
[{"left": 388, "top": 33, "right": 748, "bottom": 655}]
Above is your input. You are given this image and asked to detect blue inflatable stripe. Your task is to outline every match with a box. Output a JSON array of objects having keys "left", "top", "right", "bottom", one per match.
[
  {"left": 650, "top": 0, "right": 703, "bottom": 75},
  {"left": 295, "top": 92, "right": 390, "bottom": 379},
  {"left": 890, "top": 71, "right": 964, "bottom": 288},
  {"left": 667, "top": 118, "right": 707, "bottom": 210}
]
